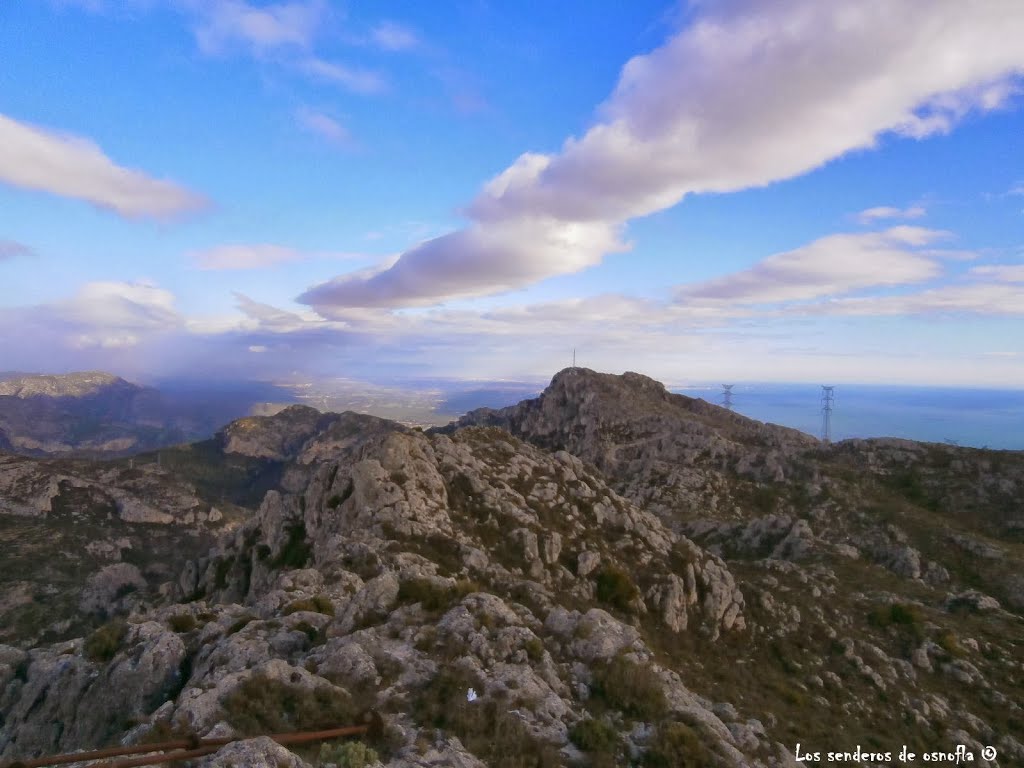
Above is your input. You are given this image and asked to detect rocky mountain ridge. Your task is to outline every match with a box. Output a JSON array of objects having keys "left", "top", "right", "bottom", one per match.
[
  {"left": 0, "top": 371, "right": 286, "bottom": 458},
  {"left": 1, "top": 368, "right": 1022, "bottom": 767}
]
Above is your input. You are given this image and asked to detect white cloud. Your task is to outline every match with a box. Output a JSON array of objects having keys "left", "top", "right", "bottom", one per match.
[
  {"left": 190, "top": 244, "right": 305, "bottom": 271},
  {"left": 300, "top": 218, "right": 626, "bottom": 309},
  {"left": 371, "top": 21, "right": 418, "bottom": 52},
  {"left": 299, "top": 58, "right": 387, "bottom": 94},
  {"left": 189, "top": 0, "right": 325, "bottom": 56},
  {"left": 677, "top": 227, "right": 947, "bottom": 305},
  {"left": 968, "top": 264, "right": 1024, "bottom": 282},
  {"left": 856, "top": 205, "right": 926, "bottom": 224},
  {"left": 804, "top": 282, "right": 1024, "bottom": 316},
  {"left": 300, "top": 0, "right": 1024, "bottom": 311},
  {"left": 0, "top": 114, "right": 206, "bottom": 218},
  {"left": 296, "top": 107, "right": 353, "bottom": 147},
  {"left": 57, "top": 281, "right": 181, "bottom": 334}
]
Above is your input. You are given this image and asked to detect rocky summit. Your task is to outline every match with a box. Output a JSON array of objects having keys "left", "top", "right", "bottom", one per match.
[{"left": 1, "top": 368, "right": 1022, "bottom": 767}]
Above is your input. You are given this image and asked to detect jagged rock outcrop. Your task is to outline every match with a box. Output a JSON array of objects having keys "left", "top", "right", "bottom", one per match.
[{"left": 439, "top": 368, "right": 819, "bottom": 523}]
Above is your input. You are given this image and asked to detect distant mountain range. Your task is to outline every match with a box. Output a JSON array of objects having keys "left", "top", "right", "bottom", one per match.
[{"left": 0, "top": 371, "right": 293, "bottom": 457}]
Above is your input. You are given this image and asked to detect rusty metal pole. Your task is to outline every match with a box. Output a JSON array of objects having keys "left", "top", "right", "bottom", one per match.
[{"left": 0, "top": 722, "right": 372, "bottom": 768}]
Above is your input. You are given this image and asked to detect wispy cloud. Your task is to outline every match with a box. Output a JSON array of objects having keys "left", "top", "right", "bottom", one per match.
[
  {"left": 0, "top": 239, "right": 35, "bottom": 260},
  {"left": 370, "top": 21, "right": 419, "bottom": 52},
  {"left": 799, "top": 282, "right": 1024, "bottom": 317},
  {"left": 300, "top": 0, "right": 1024, "bottom": 311},
  {"left": 0, "top": 114, "right": 207, "bottom": 218},
  {"left": 677, "top": 227, "right": 947, "bottom": 305},
  {"left": 188, "top": 0, "right": 325, "bottom": 56},
  {"left": 298, "top": 57, "right": 387, "bottom": 94},
  {"left": 190, "top": 244, "right": 306, "bottom": 271},
  {"left": 855, "top": 205, "right": 926, "bottom": 224},
  {"left": 295, "top": 107, "right": 354, "bottom": 147},
  {"left": 968, "top": 264, "right": 1024, "bottom": 282},
  {"left": 190, "top": 243, "right": 366, "bottom": 270}
]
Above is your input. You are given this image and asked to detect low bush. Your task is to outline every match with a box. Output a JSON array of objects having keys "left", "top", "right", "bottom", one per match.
[
  {"left": 569, "top": 717, "right": 621, "bottom": 757},
  {"left": 167, "top": 613, "right": 197, "bottom": 633},
  {"left": 319, "top": 740, "right": 379, "bottom": 768},
  {"left": 594, "top": 564, "right": 639, "bottom": 612},
  {"left": 273, "top": 521, "right": 312, "bottom": 569},
  {"left": 869, "top": 602, "right": 923, "bottom": 630},
  {"left": 222, "top": 673, "right": 357, "bottom": 736},
  {"left": 84, "top": 619, "right": 129, "bottom": 662},
  {"left": 591, "top": 657, "right": 668, "bottom": 721},
  {"left": 284, "top": 594, "right": 336, "bottom": 616},
  {"left": 642, "top": 721, "right": 712, "bottom": 767}
]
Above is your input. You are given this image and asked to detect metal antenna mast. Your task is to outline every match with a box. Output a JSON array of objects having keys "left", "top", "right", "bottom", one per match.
[
  {"left": 721, "top": 384, "right": 735, "bottom": 411},
  {"left": 820, "top": 386, "right": 835, "bottom": 443},
  {"left": 573, "top": 349, "right": 576, "bottom": 368}
]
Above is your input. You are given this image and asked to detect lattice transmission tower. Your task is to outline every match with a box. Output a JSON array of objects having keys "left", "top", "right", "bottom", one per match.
[
  {"left": 721, "top": 384, "right": 735, "bottom": 411},
  {"left": 821, "top": 386, "right": 835, "bottom": 443}
]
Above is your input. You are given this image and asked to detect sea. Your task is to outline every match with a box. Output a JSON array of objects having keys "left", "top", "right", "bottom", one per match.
[{"left": 672, "top": 384, "right": 1024, "bottom": 451}]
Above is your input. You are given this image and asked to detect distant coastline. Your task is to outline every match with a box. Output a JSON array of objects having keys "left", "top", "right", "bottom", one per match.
[{"left": 673, "top": 383, "right": 1024, "bottom": 451}]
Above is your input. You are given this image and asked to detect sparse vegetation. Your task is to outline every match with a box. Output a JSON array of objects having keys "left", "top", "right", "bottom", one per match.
[
  {"left": 397, "top": 577, "right": 480, "bottom": 612},
  {"left": 414, "top": 665, "right": 561, "bottom": 768},
  {"left": 642, "top": 721, "right": 713, "bottom": 767},
  {"left": 319, "top": 740, "right": 379, "bottom": 768},
  {"left": 868, "top": 602, "right": 923, "bottom": 629},
  {"left": 569, "top": 717, "right": 621, "bottom": 760},
  {"left": 273, "top": 521, "right": 312, "bottom": 569},
  {"left": 221, "top": 673, "right": 357, "bottom": 735},
  {"left": 594, "top": 563, "right": 640, "bottom": 612},
  {"left": 227, "top": 614, "right": 255, "bottom": 635},
  {"left": 590, "top": 656, "right": 668, "bottom": 721},
  {"left": 84, "top": 619, "right": 129, "bottom": 662},
  {"left": 167, "top": 613, "right": 197, "bottom": 633},
  {"left": 284, "top": 594, "right": 335, "bottom": 616}
]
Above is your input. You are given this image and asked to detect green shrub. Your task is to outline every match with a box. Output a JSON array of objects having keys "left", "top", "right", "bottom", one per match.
[
  {"left": 868, "top": 603, "right": 923, "bottom": 628},
  {"left": 222, "top": 673, "right": 356, "bottom": 736},
  {"left": 398, "top": 578, "right": 454, "bottom": 611},
  {"left": 569, "top": 717, "right": 621, "bottom": 755},
  {"left": 594, "top": 564, "right": 639, "bottom": 612},
  {"left": 319, "top": 740, "right": 379, "bottom": 768},
  {"left": 284, "top": 594, "right": 336, "bottom": 616},
  {"left": 168, "top": 613, "right": 197, "bottom": 633},
  {"left": 273, "top": 521, "right": 312, "bottom": 569},
  {"left": 937, "top": 630, "right": 966, "bottom": 658},
  {"left": 398, "top": 578, "right": 479, "bottom": 612},
  {"left": 524, "top": 637, "right": 544, "bottom": 662},
  {"left": 591, "top": 657, "right": 668, "bottom": 721},
  {"left": 84, "top": 619, "right": 129, "bottom": 662},
  {"left": 642, "top": 721, "right": 712, "bottom": 767}
]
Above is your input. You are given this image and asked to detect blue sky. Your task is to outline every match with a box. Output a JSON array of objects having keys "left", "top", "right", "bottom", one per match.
[{"left": 1, "top": 0, "right": 1022, "bottom": 387}]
